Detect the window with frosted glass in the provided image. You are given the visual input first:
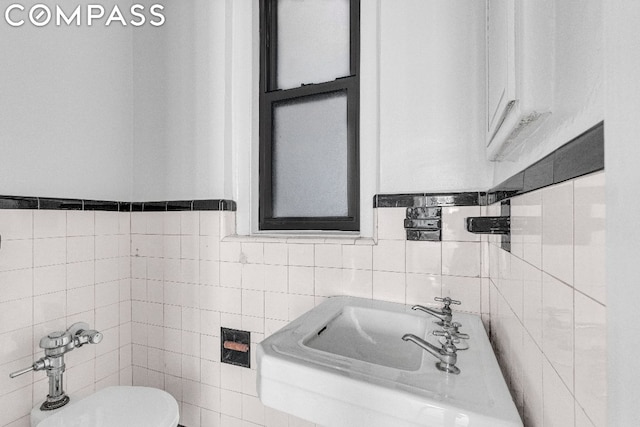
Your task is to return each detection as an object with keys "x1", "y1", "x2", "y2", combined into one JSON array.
[
  {"x1": 277, "y1": 0, "x2": 351, "y2": 90},
  {"x1": 259, "y1": 0, "x2": 360, "y2": 231}
]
